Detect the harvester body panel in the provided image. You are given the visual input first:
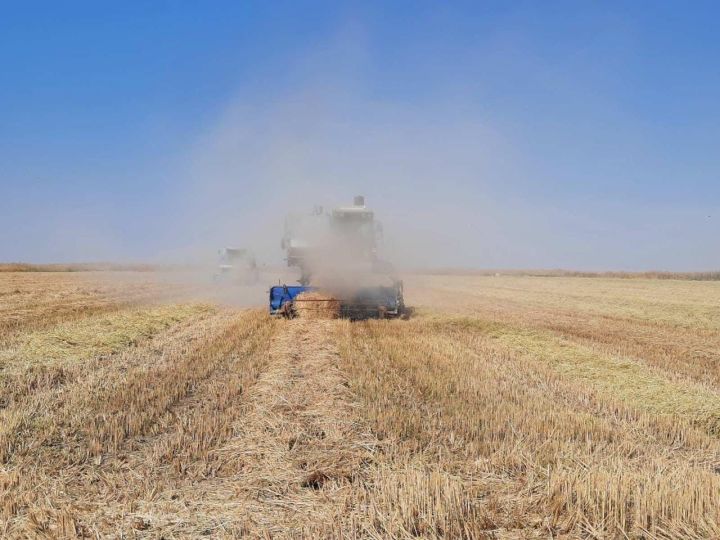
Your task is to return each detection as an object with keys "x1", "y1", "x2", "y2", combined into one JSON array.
[
  {"x1": 269, "y1": 282, "x2": 404, "y2": 319},
  {"x1": 269, "y1": 285, "x2": 315, "y2": 315}
]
